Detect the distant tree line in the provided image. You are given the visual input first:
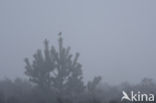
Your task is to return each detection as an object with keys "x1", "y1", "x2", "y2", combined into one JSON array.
[{"x1": 0, "y1": 77, "x2": 156, "y2": 103}]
